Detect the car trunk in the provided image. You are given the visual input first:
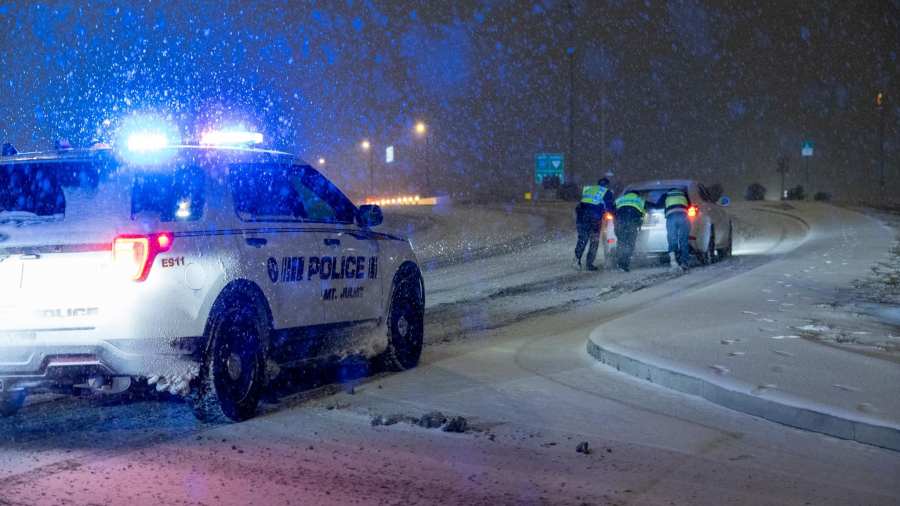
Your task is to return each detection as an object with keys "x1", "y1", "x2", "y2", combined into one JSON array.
[{"x1": 0, "y1": 163, "x2": 129, "y2": 332}]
